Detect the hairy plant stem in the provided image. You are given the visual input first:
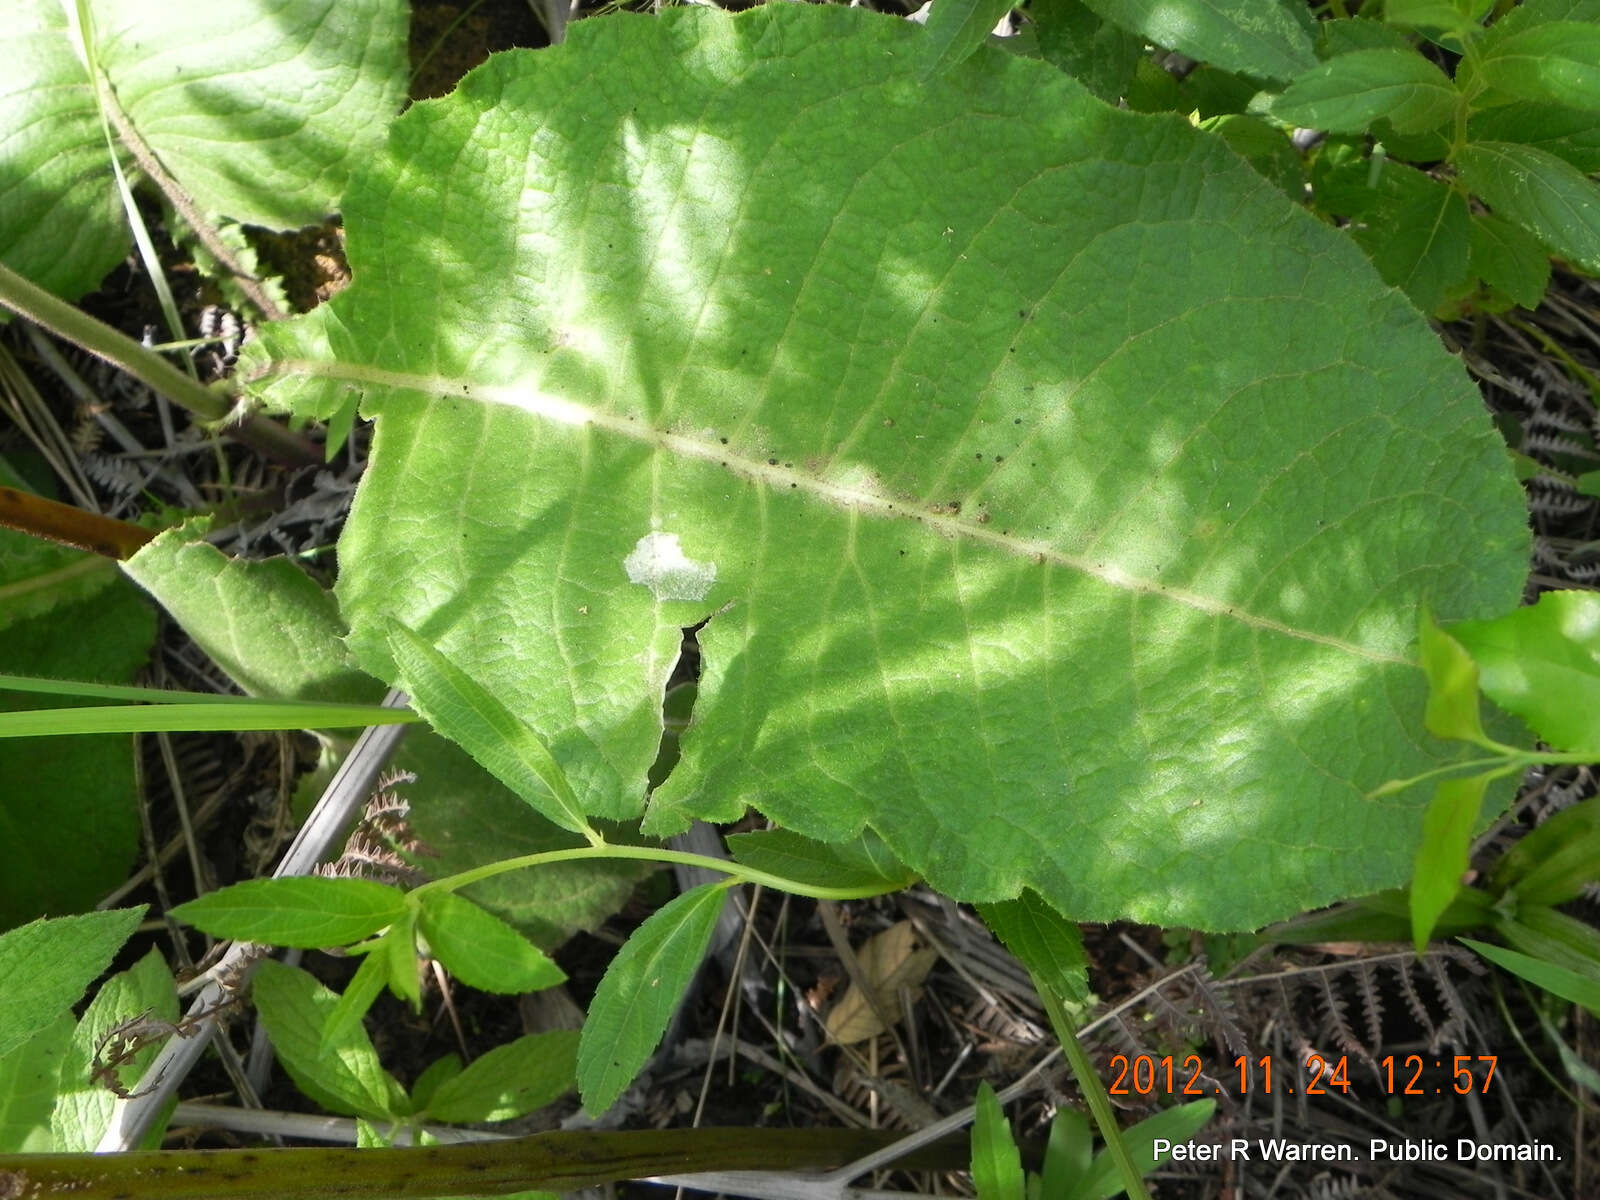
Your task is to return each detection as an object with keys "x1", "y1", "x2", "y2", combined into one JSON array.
[
  {"x1": 1036, "y1": 984, "x2": 1155, "y2": 1200},
  {"x1": 0, "y1": 261, "x2": 318, "y2": 467},
  {"x1": 415, "y1": 841, "x2": 898, "y2": 902},
  {"x1": 0, "y1": 1126, "x2": 969, "y2": 1200}
]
